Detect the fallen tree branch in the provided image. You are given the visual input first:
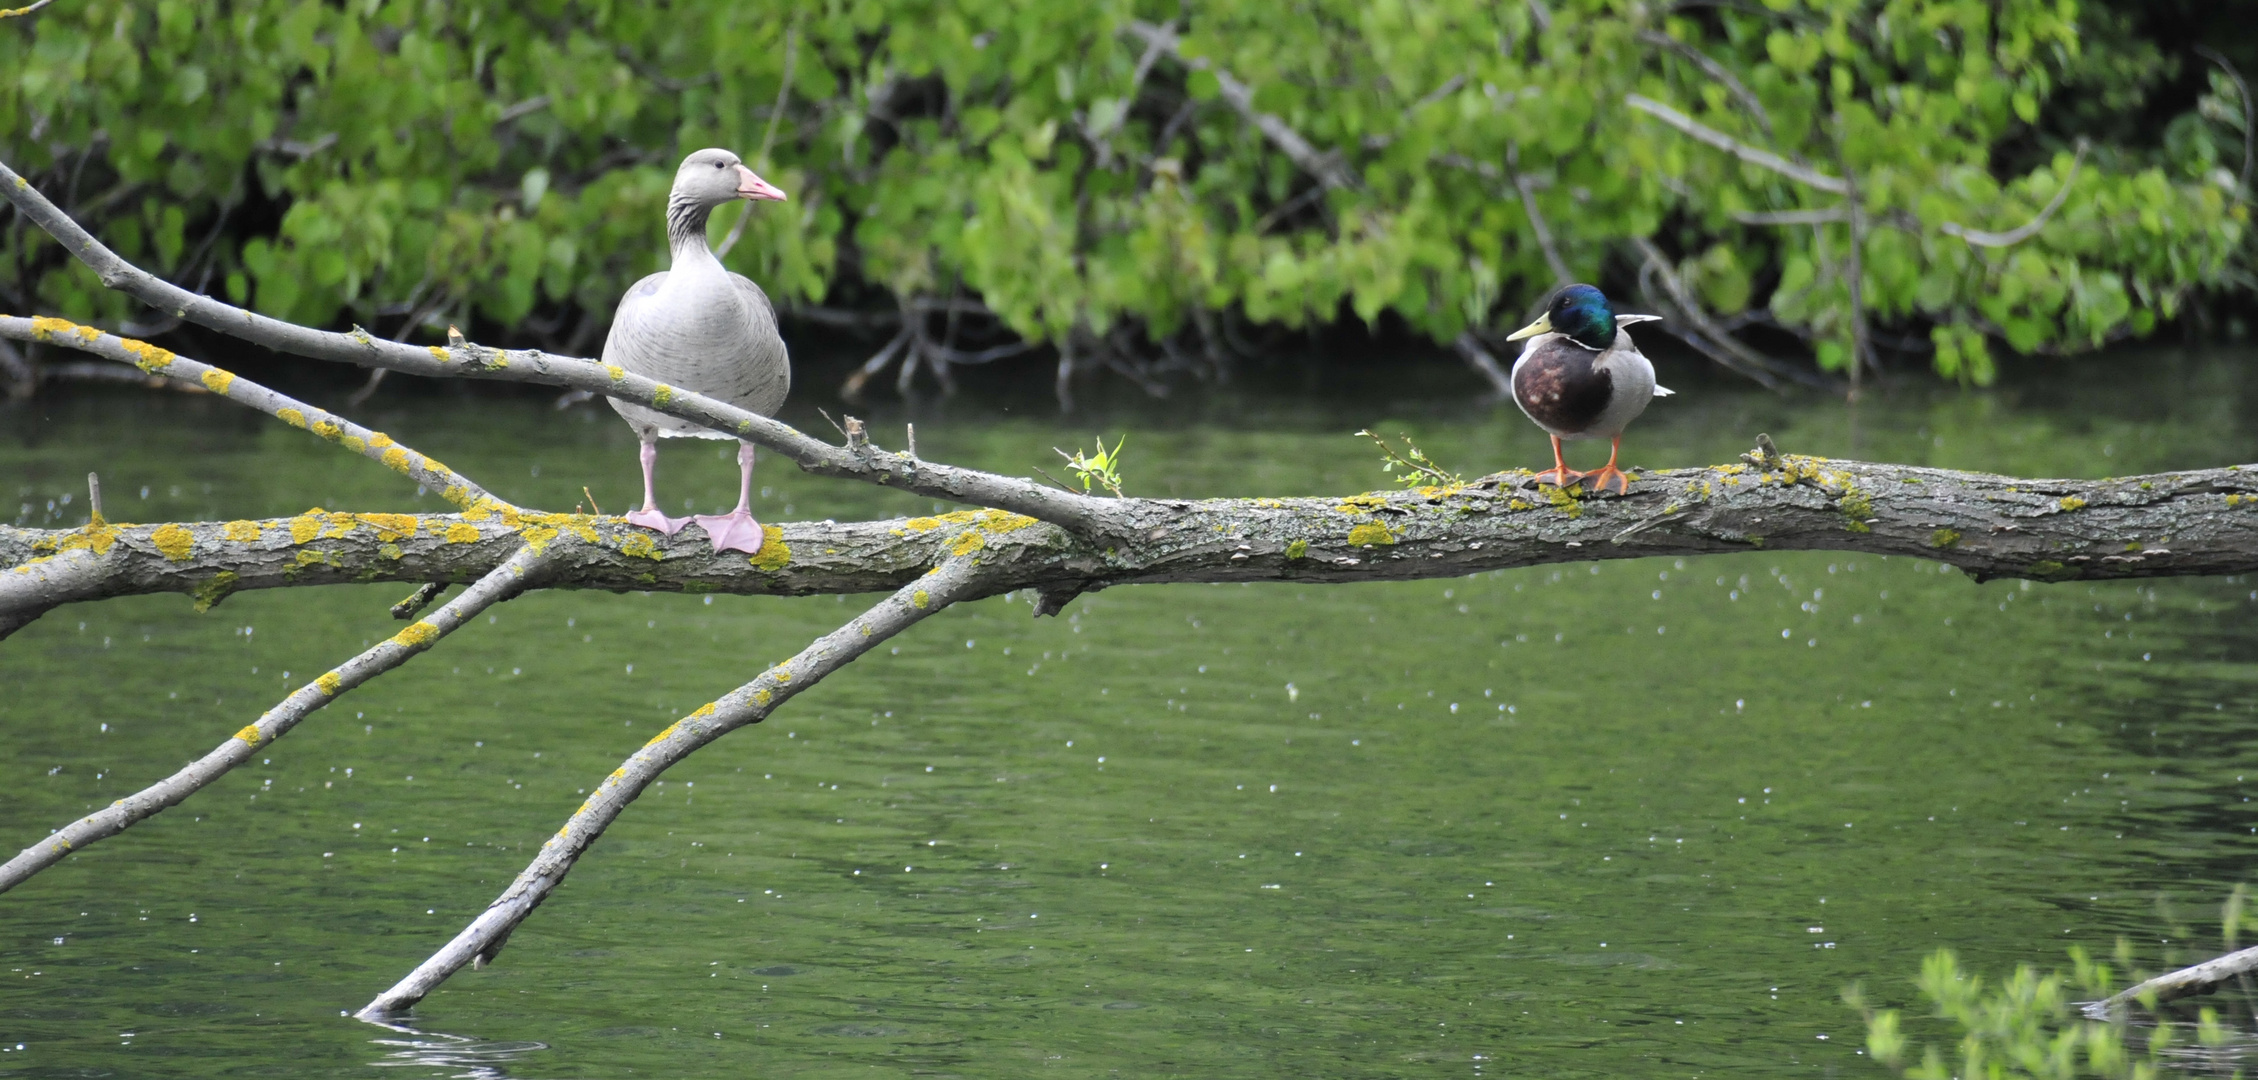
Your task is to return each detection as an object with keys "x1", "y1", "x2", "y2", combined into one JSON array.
[
  {"x1": 2081, "y1": 944, "x2": 2258, "y2": 1020},
  {"x1": 356, "y1": 553, "x2": 992, "y2": 1017},
  {"x1": 13, "y1": 454, "x2": 2258, "y2": 626},
  {"x1": 0, "y1": 545, "x2": 547, "y2": 893}
]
